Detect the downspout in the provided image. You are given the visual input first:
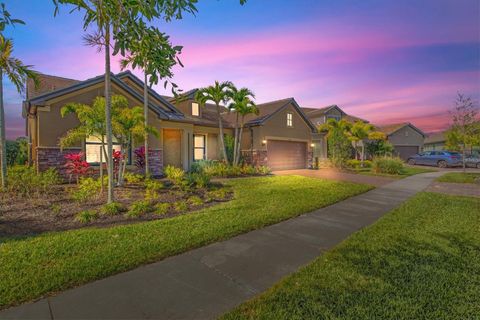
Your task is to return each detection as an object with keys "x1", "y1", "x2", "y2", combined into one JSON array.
[{"x1": 250, "y1": 127, "x2": 254, "y2": 165}]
